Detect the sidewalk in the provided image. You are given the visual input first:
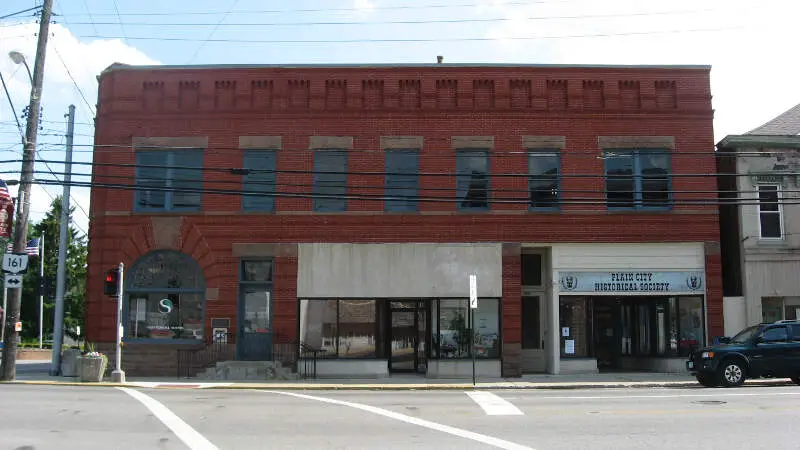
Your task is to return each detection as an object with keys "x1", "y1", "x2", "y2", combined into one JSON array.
[{"x1": 2, "y1": 360, "x2": 795, "y2": 390}]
